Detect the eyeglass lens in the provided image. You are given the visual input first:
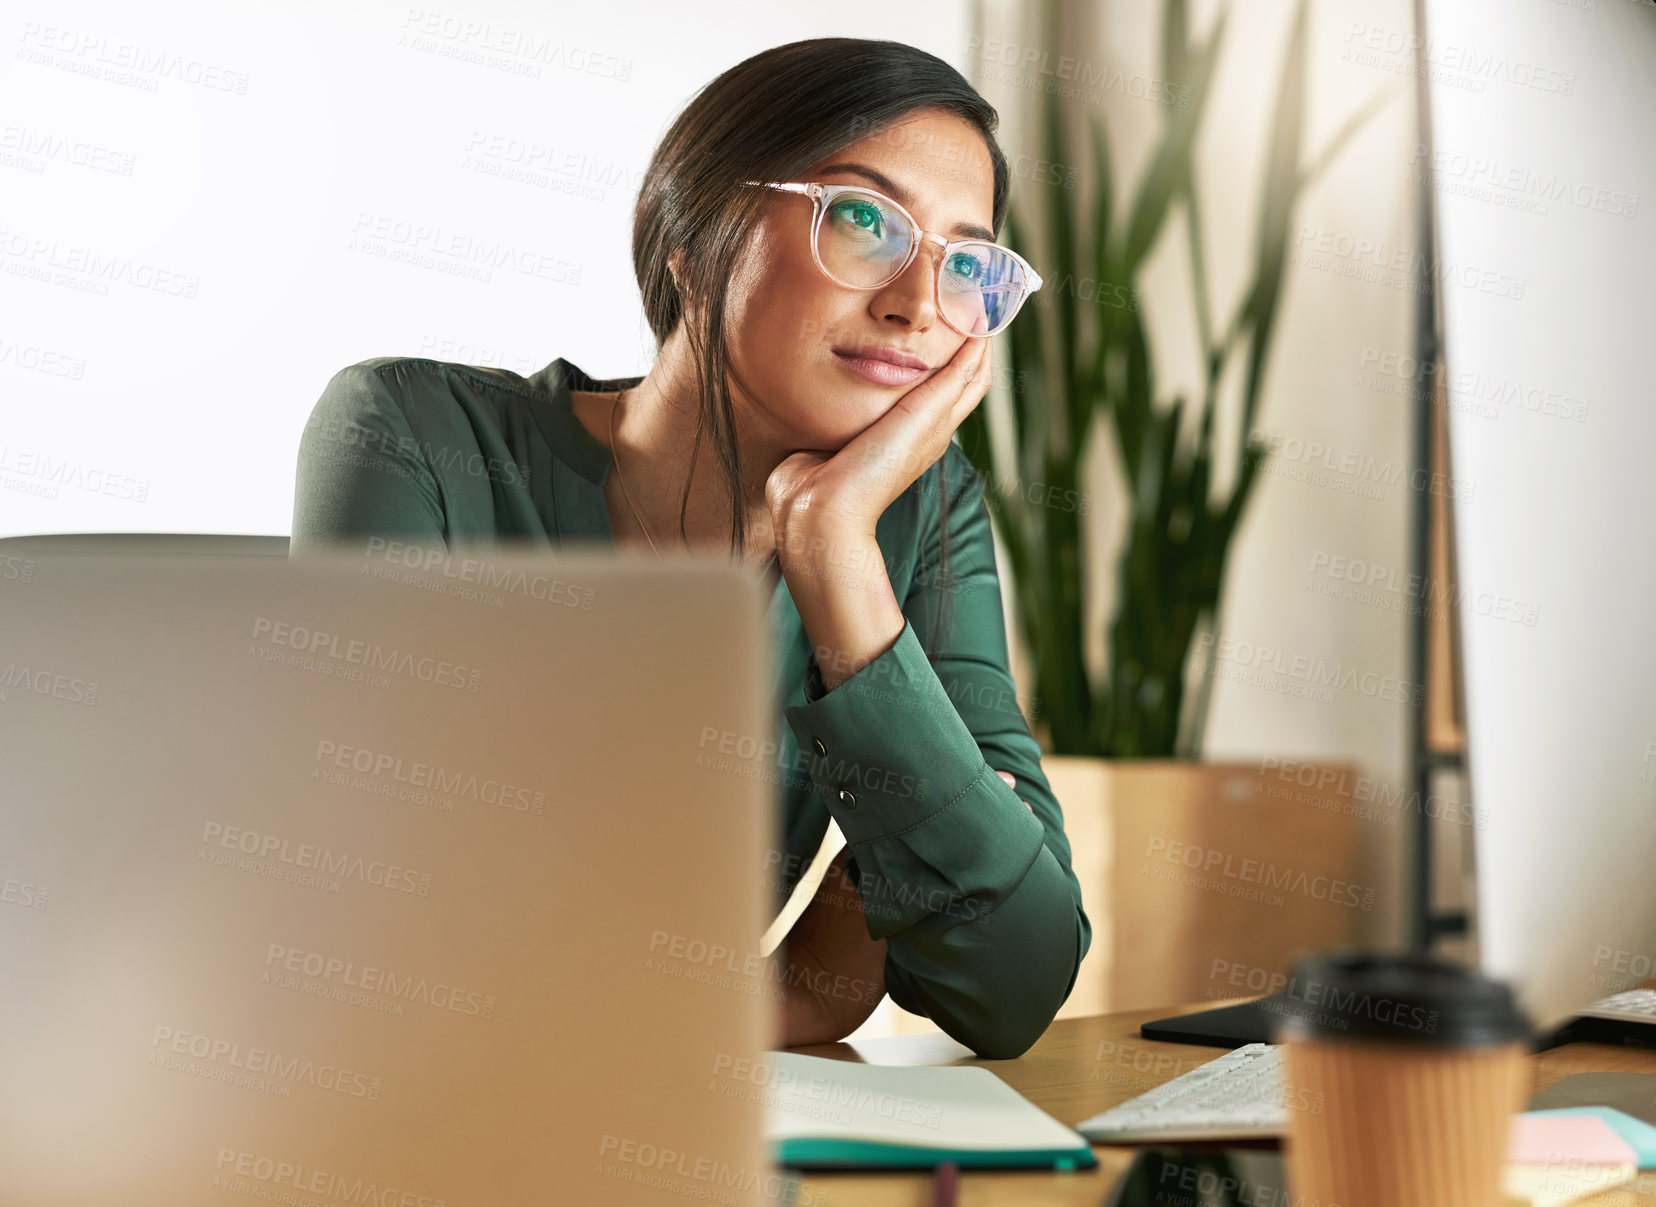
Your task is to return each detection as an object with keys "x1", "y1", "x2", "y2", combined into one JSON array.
[{"x1": 817, "y1": 188, "x2": 1027, "y2": 335}]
